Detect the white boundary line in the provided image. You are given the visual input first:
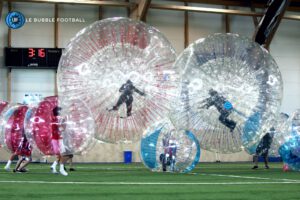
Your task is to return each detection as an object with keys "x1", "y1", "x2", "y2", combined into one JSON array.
[
  {"x1": 0, "y1": 180, "x2": 300, "y2": 185},
  {"x1": 200, "y1": 173, "x2": 300, "y2": 182}
]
